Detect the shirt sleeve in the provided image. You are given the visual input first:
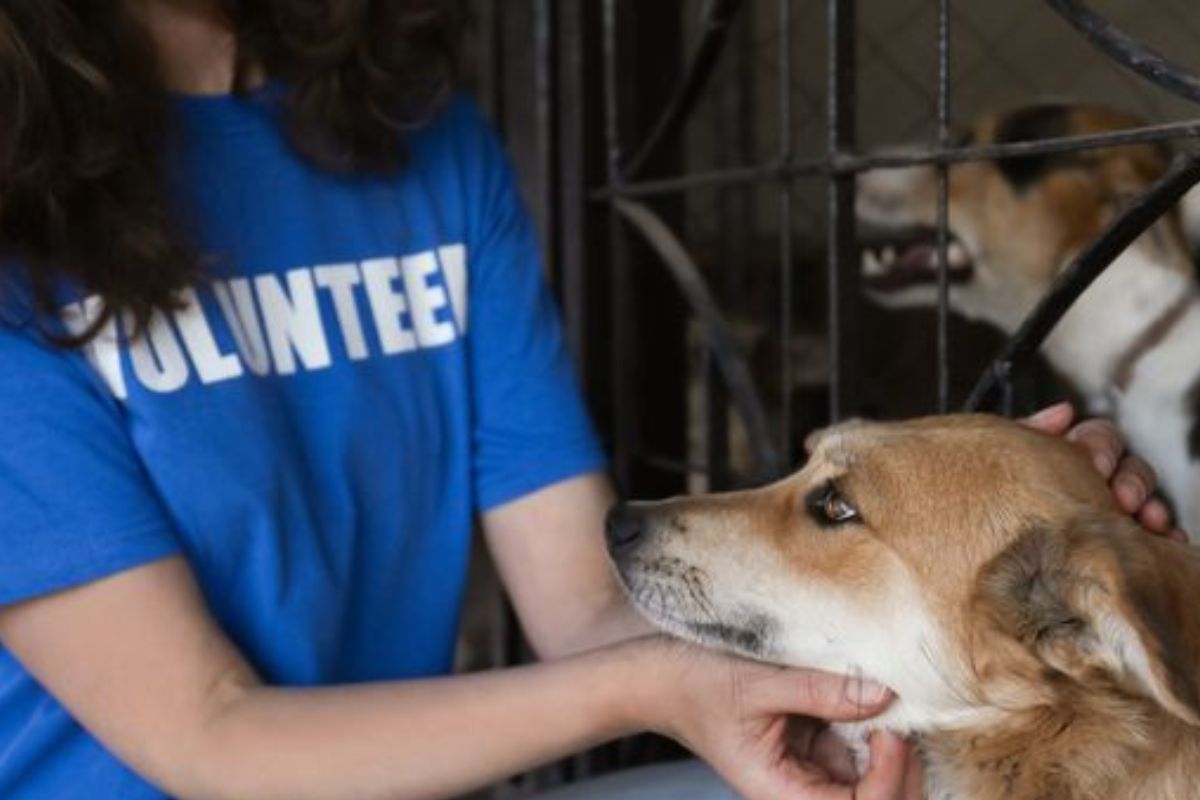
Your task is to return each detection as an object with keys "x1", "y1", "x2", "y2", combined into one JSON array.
[
  {"x1": 0, "y1": 324, "x2": 180, "y2": 606},
  {"x1": 453, "y1": 101, "x2": 608, "y2": 511}
]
